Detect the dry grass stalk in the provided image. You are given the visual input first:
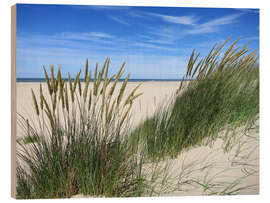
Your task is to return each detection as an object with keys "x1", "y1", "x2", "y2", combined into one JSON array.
[
  {"x1": 83, "y1": 75, "x2": 90, "y2": 103},
  {"x1": 43, "y1": 66, "x2": 52, "y2": 95},
  {"x1": 84, "y1": 58, "x2": 88, "y2": 82},
  {"x1": 124, "y1": 84, "x2": 141, "y2": 106},
  {"x1": 119, "y1": 104, "x2": 132, "y2": 128},
  {"x1": 65, "y1": 83, "x2": 69, "y2": 113},
  {"x1": 68, "y1": 73, "x2": 74, "y2": 103},
  {"x1": 117, "y1": 73, "x2": 130, "y2": 106},
  {"x1": 40, "y1": 83, "x2": 44, "y2": 110},
  {"x1": 93, "y1": 63, "x2": 98, "y2": 96},
  {"x1": 88, "y1": 90, "x2": 92, "y2": 111},
  {"x1": 55, "y1": 67, "x2": 61, "y2": 93},
  {"x1": 73, "y1": 74, "x2": 78, "y2": 92},
  {"x1": 50, "y1": 65, "x2": 56, "y2": 93},
  {"x1": 78, "y1": 77, "x2": 82, "y2": 96},
  {"x1": 59, "y1": 79, "x2": 65, "y2": 109},
  {"x1": 31, "y1": 89, "x2": 39, "y2": 116},
  {"x1": 42, "y1": 95, "x2": 54, "y2": 130},
  {"x1": 109, "y1": 62, "x2": 125, "y2": 98},
  {"x1": 53, "y1": 93, "x2": 57, "y2": 112}
]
